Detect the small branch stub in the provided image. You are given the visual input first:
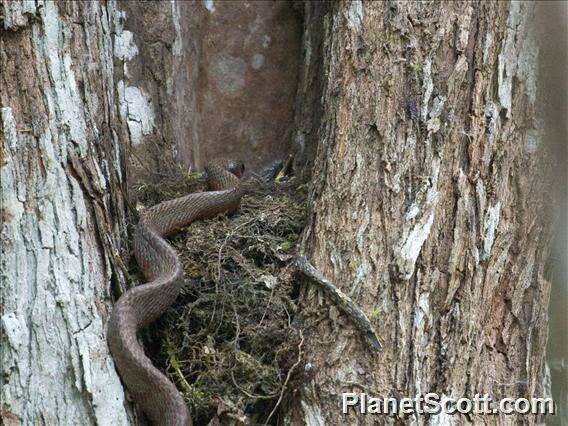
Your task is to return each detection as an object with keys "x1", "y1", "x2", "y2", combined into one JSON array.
[{"x1": 295, "y1": 255, "x2": 382, "y2": 352}]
